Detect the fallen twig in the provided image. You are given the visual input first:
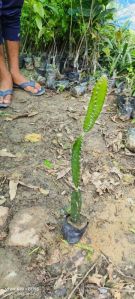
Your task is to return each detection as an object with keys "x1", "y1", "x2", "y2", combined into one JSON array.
[
  {"x1": 101, "y1": 252, "x2": 135, "y2": 281},
  {"x1": 67, "y1": 259, "x2": 99, "y2": 299}
]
